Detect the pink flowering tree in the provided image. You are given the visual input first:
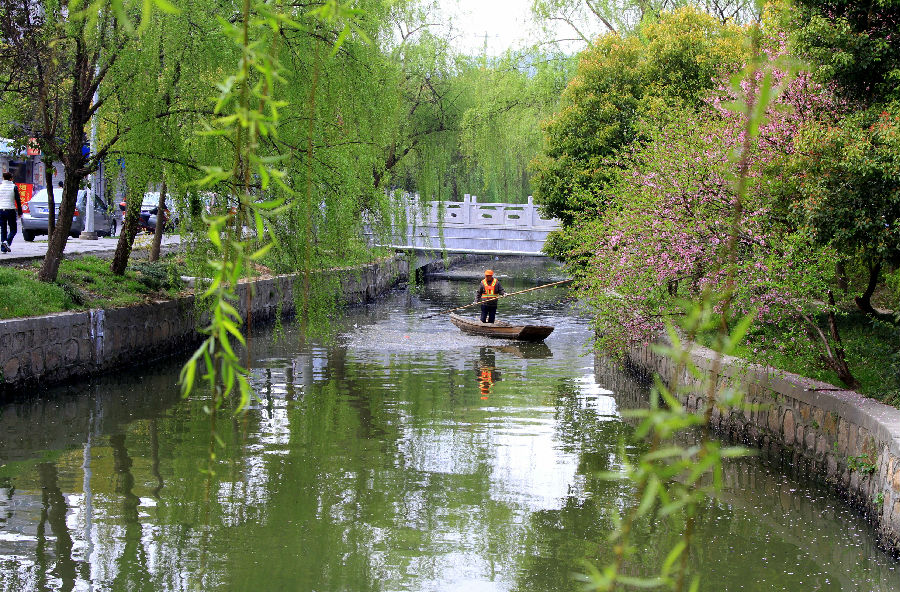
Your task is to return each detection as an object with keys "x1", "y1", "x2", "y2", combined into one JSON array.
[{"x1": 569, "y1": 62, "x2": 863, "y2": 387}]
